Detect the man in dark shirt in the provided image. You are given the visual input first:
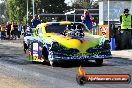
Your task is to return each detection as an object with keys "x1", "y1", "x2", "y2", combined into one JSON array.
[
  {"x1": 13, "y1": 22, "x2": 18, "y2": 40},
  {"x1": 6, "y1": 22, "x2": 11, "y2": 39},
  {"x1": 31, "y1": 15, "x2": 41, "y2": 28}
]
